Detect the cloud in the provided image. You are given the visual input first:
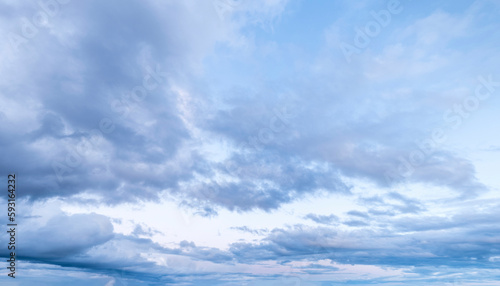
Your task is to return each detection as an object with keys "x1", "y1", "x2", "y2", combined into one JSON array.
[
  {"x1": 347, "y1": 210, "x2": 369, "y2": 218},
  {"x1": 231, "y1": 226, "x2": 269, "y2": 235},
  {"x1": 0, "y1": 0, "x2": 245, "y2": 206},
  {"x1": 304, "y1": 213, "x2": 339, "y2": 225},
  {"x1": 175, "y1": 154, "x2": 351, "y2": 213},
  {"x1": 0, "y1": 0, "x2": 492, "y2": 215},
  {"x1": 131, "y1": 224, "x2": 162, "y2": 238},
  {"x1": 1, "y1": 213, "x2": 114, "y2": 260},
  {"x1": 359, "y1": 192, "x2": 425, "y2": 216},
  {"x1": 229, "y1": 218, "x2": 500, "y2": 269}
]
